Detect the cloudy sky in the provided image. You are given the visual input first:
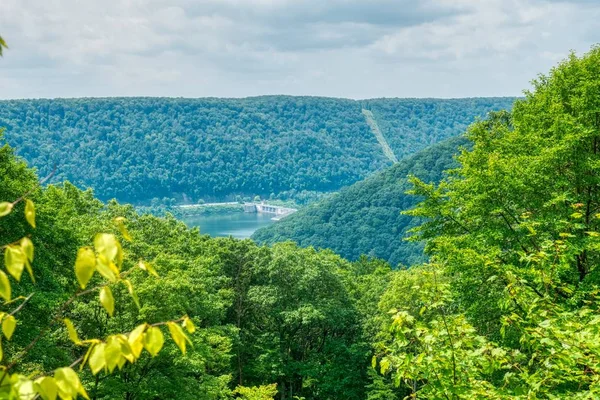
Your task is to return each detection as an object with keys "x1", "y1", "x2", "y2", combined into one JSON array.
[{"x1": 0, "y1": 0, "x2": 598, "y2": 99}]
